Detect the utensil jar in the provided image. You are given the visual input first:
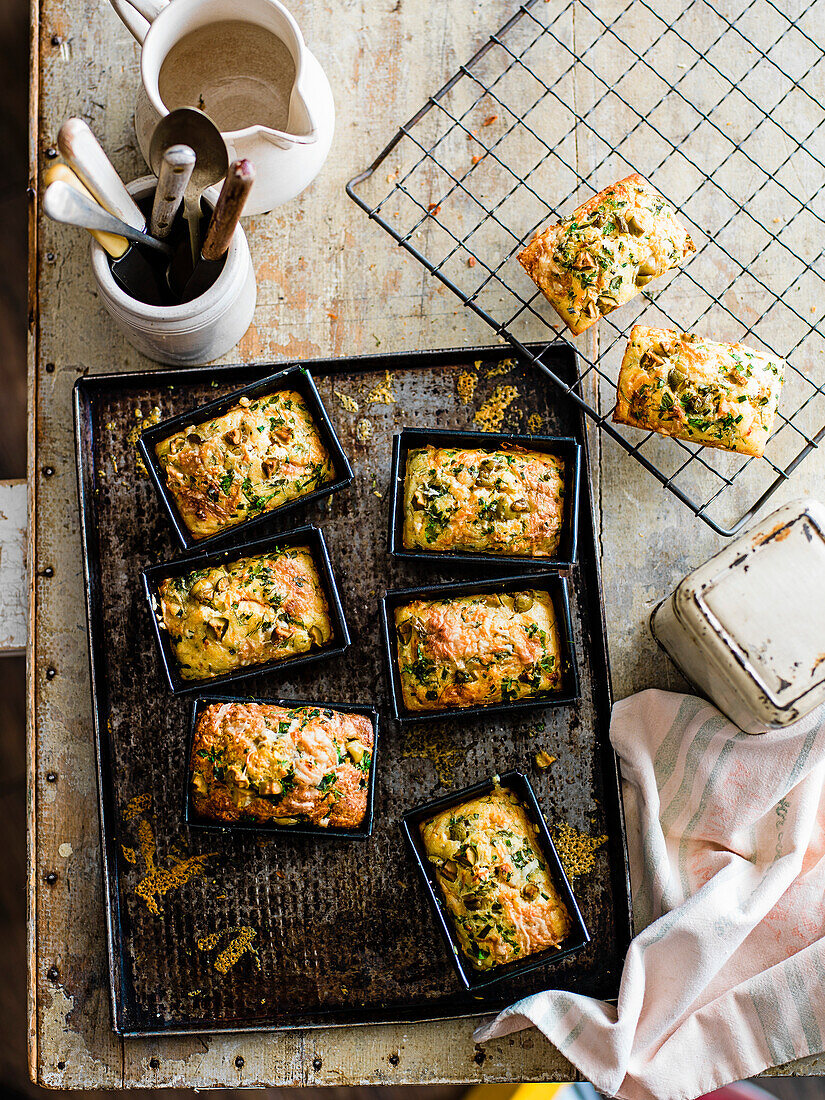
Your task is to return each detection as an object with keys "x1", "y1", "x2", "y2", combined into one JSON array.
[{"x1": 90, "y1": 176, "x2": 256, "y2": 365}]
